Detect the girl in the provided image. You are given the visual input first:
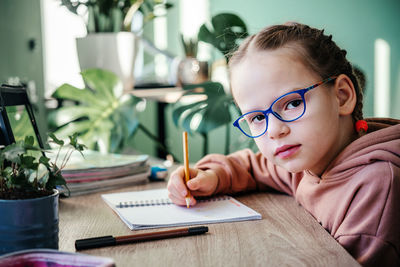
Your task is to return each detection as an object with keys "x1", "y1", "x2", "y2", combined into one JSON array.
[{"x1": 167, "y1": 22, "x2": 400, "y2": 266}]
